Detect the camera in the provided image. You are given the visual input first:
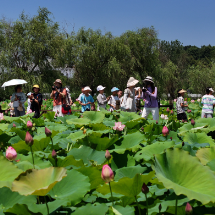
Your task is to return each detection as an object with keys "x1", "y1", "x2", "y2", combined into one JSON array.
[
  {"x1": 52, "y1": 86, "x2": 57, "y2": 90},
  {"x1": 142, "y1": 87, "x2": 147, "y2": 92}
]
